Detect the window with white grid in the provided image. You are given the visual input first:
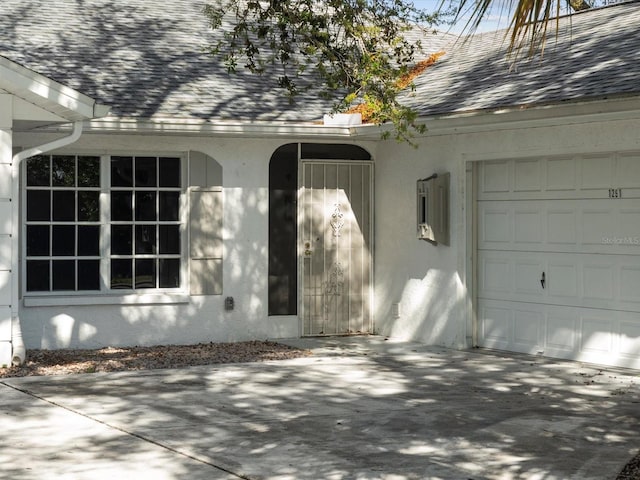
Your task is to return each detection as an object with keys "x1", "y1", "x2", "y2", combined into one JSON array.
[{"x1": 24, "y1": 154, "x2": 183, "y2": 293}]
